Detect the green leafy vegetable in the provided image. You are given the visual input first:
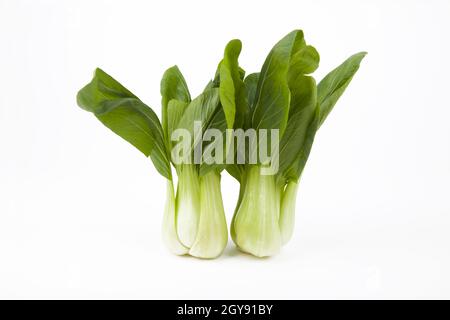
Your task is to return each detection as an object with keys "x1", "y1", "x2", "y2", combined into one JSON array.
[
  {"x1": 231, "y1": 31, "x2": 366, "y2": 257},
  {"x1": 77, "y1": 68, "x2": 172, "y2": 180},
  {"x1": 219, "y1": 39, "x2": 246, "y2": 129},
  {"x1": 317, "y1": 52, "x2": 367, "y2": 127},
  {"x1": 160, "y1": 66, "x2": 191, "y2": 140},
  {"x1": 251, "y1": 30, "x2": 304, "y2": 136},
  {"x1": 77, "y1": 30, "x2": 366, "y2": 259}
]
